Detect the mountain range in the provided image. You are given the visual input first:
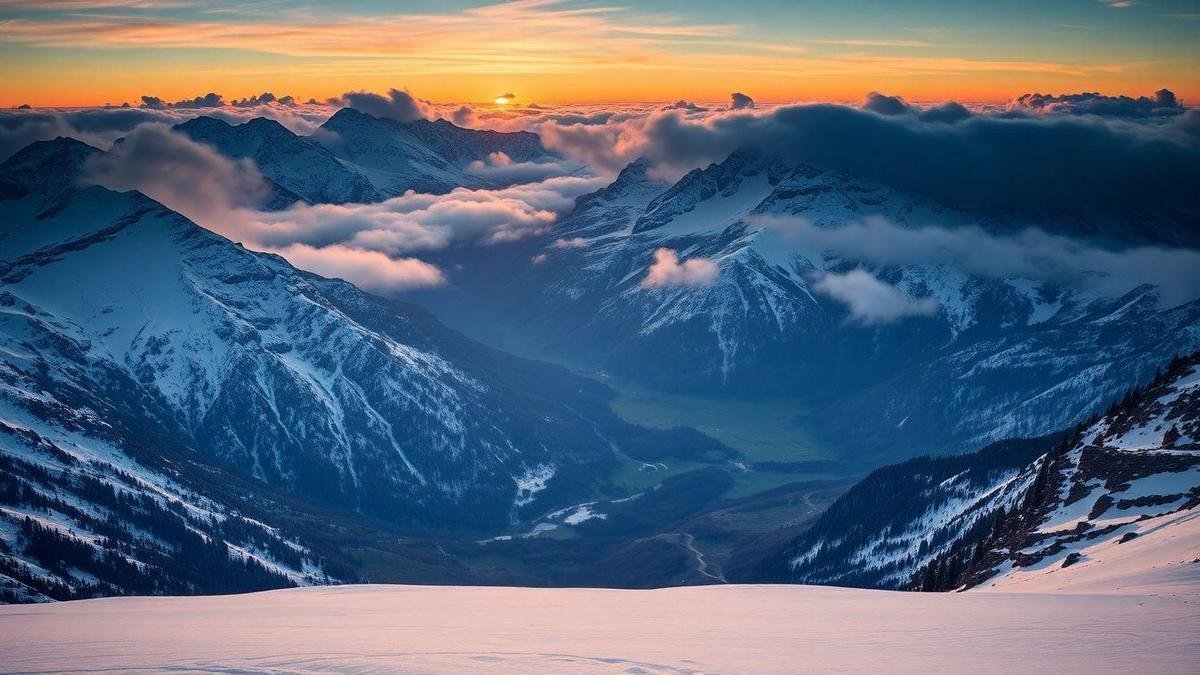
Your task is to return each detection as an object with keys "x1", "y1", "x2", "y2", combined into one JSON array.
[
  {"x1": 175, "y1": 108, "x2": 553, "y2": 205},
  {"x1": 1, "y1": 108, "x2": 1196, "y2": 603},
  {"x1": 424, "y1": 146, "x2": 1200, "y2": 461},
  {"x1": 0, "y1": 136, "x2": 676, "y2": 601}
]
